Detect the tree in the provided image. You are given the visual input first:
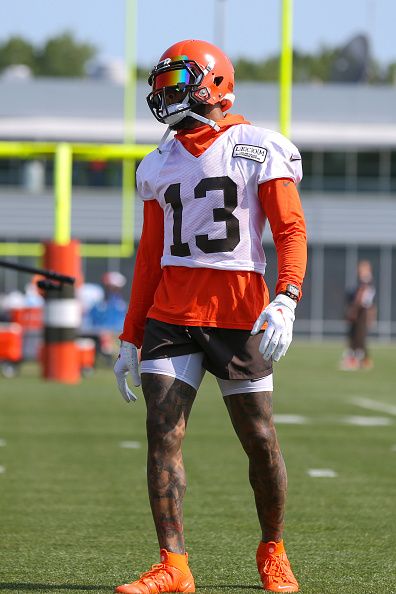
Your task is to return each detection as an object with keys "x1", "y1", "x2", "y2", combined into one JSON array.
[
  {"x1": 235, "y1": 47, "x2": 340, "y2": 83},
  {"x1": 294, "y1": 47, "x2": 337, "y2": 82},
  {"x1": 35, "y1": 31, "x2": 97, "y2": 77},
  {"x1": 137, "y1": 65, "x2": 151, "y2": 81},
  {"x1": 385, "y1": 62, "x2": 396, "y2": 84},
  {"x1": 0, "y1": 32, "x2": 394, "y2": 84},
  {"x1": 0, "y1": 36, "x2": 35, "y2": 72},
  {"x1": 233, "y1": 43, "x2": 391, "y2": 84}
]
